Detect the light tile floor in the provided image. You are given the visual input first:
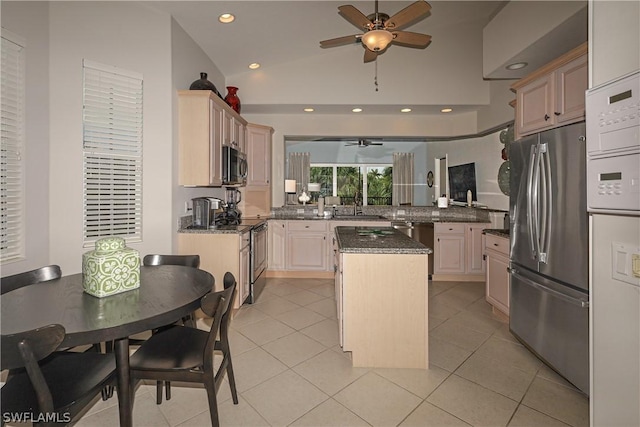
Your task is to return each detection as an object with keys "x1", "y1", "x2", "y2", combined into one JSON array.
[{"x1": 73, "y1": 278, "x2": 589, "y2": 426}]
